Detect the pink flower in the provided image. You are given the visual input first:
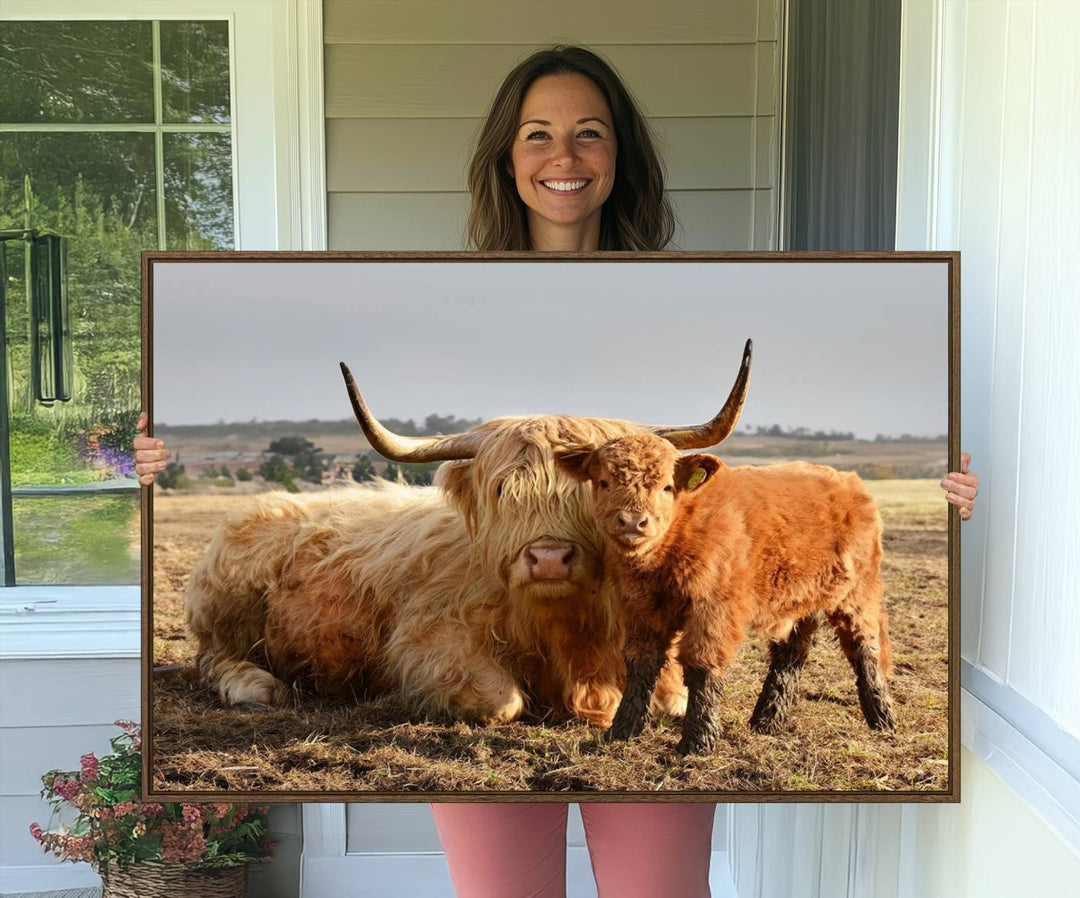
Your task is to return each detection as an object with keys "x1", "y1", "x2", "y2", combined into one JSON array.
[
  {"x1": 80, "y1": 753, "x2": 99, "y2": 782},
  {"x1": 160, "y1": 821, "x2": 206, "y2": 863},
  {"x1": 52, "y1": 777, "x2": 80, "y2": 801},
  {"x1": 181, "y1": 805, "x2": 202, "y2": 824},
  {"x1": 142, "y1": 803, "x2": 166, "y2": 817},
  {"x1": 29, "y1": 822, "x2": 43, "y2": 842}
]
